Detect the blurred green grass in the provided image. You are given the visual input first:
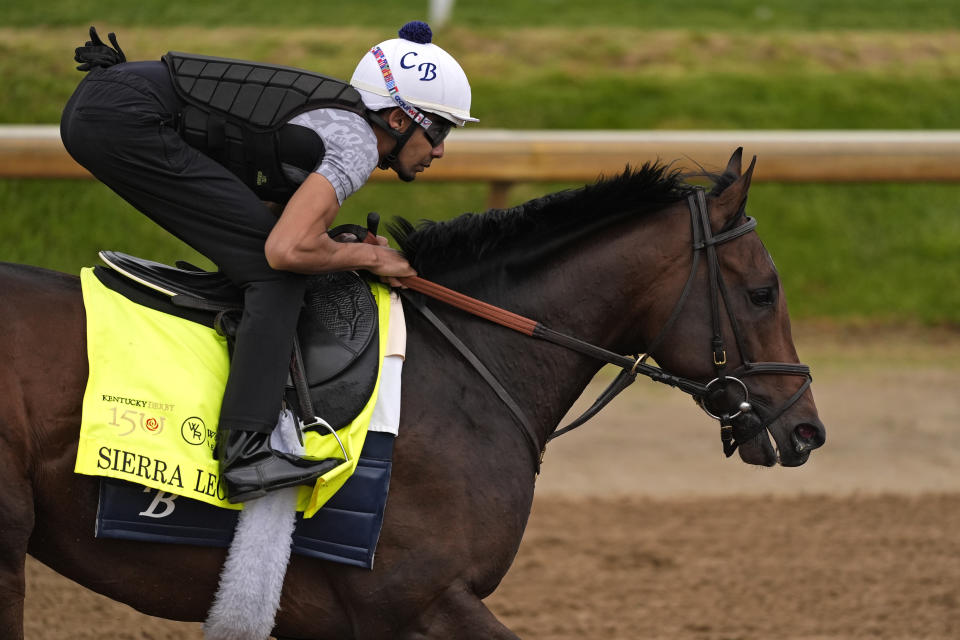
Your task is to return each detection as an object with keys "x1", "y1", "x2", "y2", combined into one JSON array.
[
  {"x1": 4, "y1": 27, "x2": 959, "y2": 127},
  {"x1": 4, "y1": 179, "x2": 957, "y2": 325},
  {"x1": 2, "y1": 1, "x2": 959, "y2": 326},
  {"x1": 5, "y1": 0, "x2": 959, "y2": 29}
]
